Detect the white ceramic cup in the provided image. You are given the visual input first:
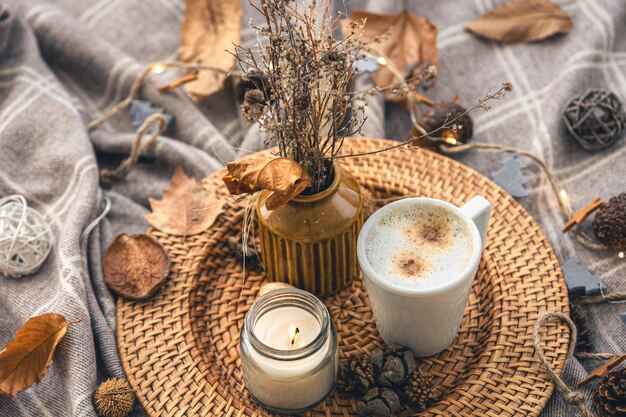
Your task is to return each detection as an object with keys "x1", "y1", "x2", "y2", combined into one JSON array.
[{"x1": 357, "y1": 196, "x2": 491, "y2": 357}]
